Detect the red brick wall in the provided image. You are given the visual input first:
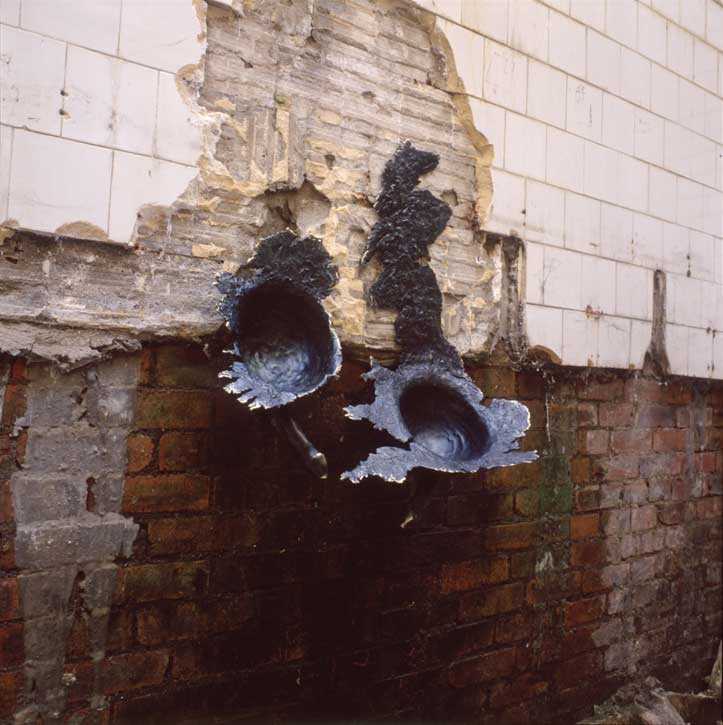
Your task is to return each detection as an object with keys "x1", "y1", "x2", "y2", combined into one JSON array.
[
  {"x1": 0, "y1": 360, "x2": 26, "y2": 720},
  {"x1": 2, "y1": 345, "x2": 722, "y2": 723}
]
